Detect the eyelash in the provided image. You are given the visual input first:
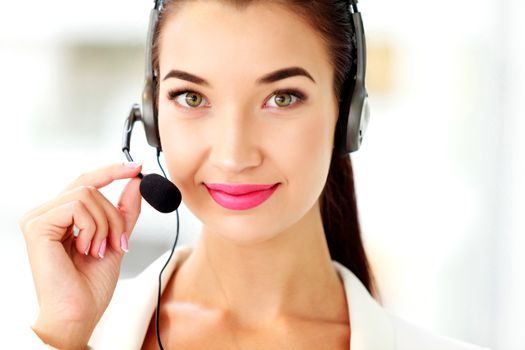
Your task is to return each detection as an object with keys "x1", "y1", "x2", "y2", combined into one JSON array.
[{"x1": 166, "y1": 88, "x2": 307, "y2": 110}]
